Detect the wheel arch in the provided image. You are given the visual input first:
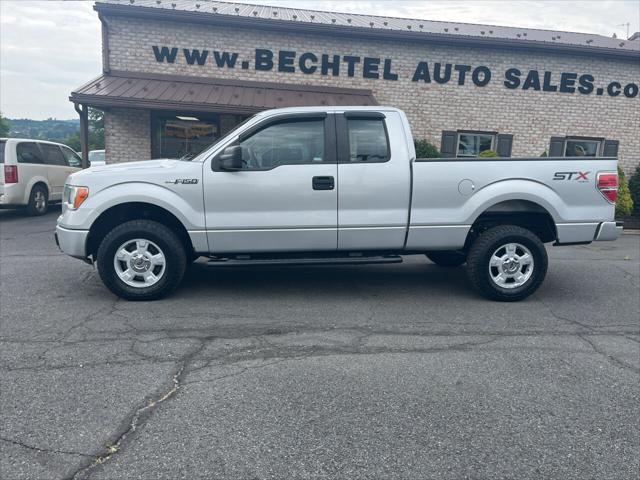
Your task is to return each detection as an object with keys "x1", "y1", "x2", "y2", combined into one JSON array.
[
  {"x1": 86, "y1": 202, "x2": 195, "y2": 259},
  {"x1": 466, "y1": 199, "x2": 558, "y2": 246},
  {"x1": 24, "y1": 177, "x2": 50, "y2": 204}
]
